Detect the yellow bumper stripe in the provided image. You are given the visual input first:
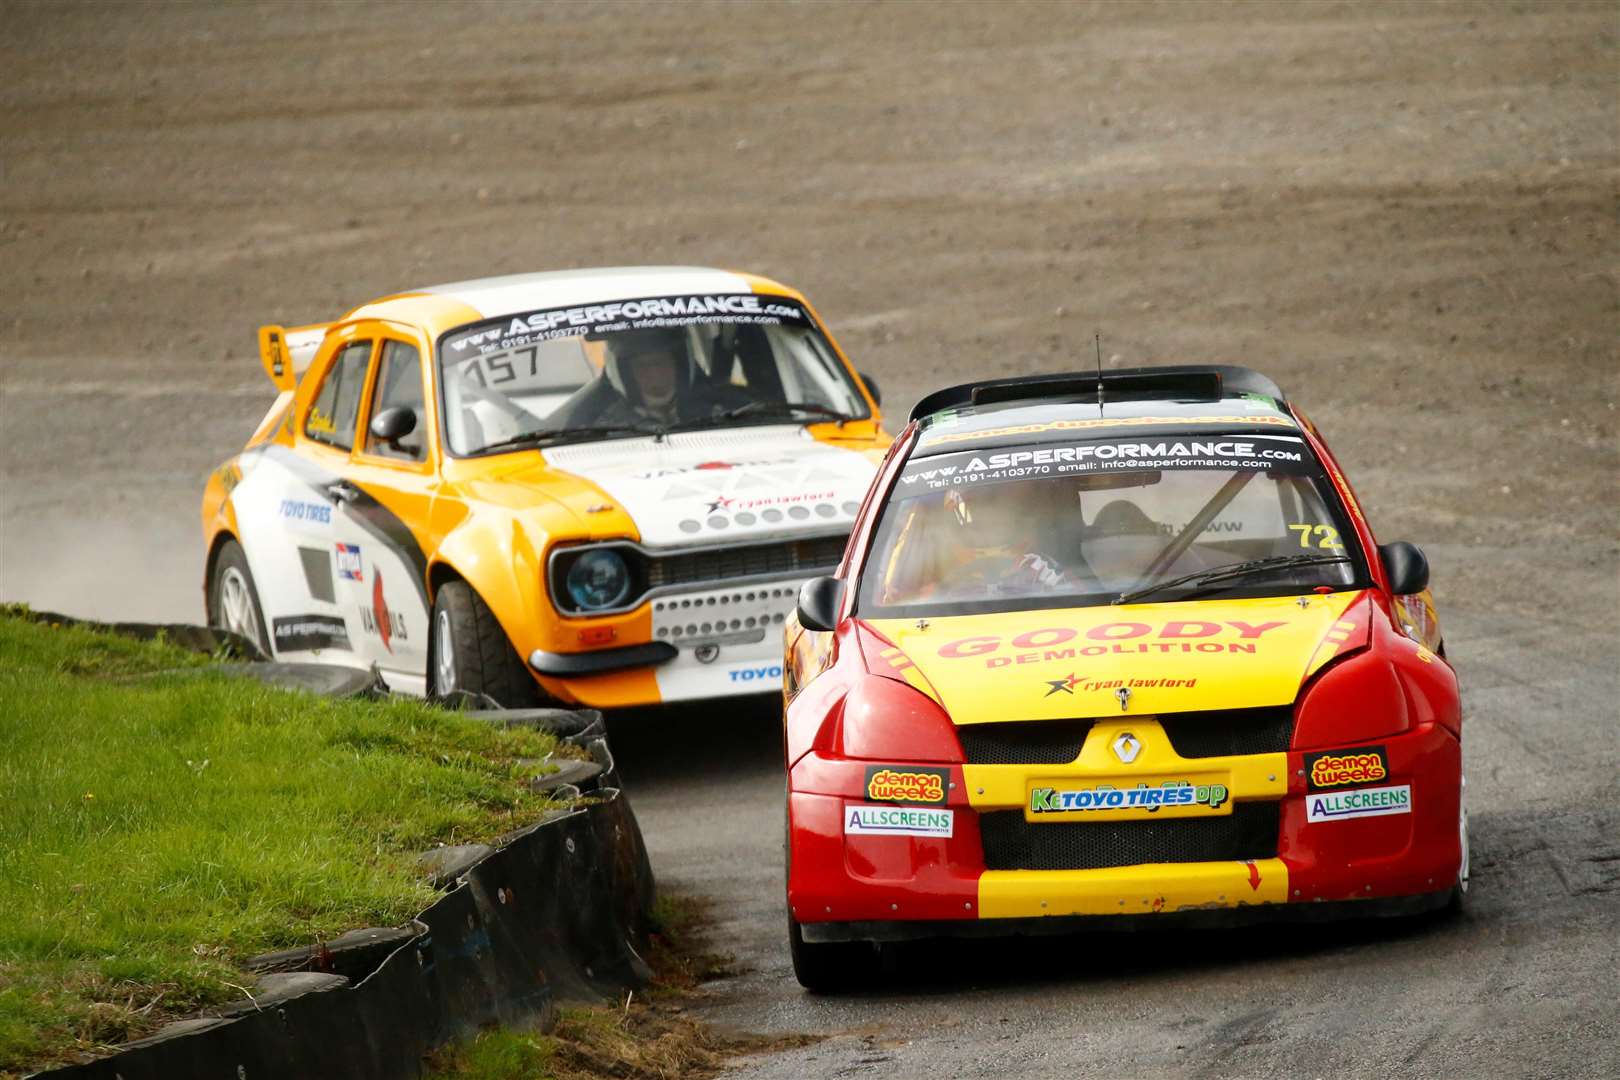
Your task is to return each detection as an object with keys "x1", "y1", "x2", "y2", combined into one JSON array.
[{"x1": 978, "y1": 859, "x2": 1289, "y2": 918}]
